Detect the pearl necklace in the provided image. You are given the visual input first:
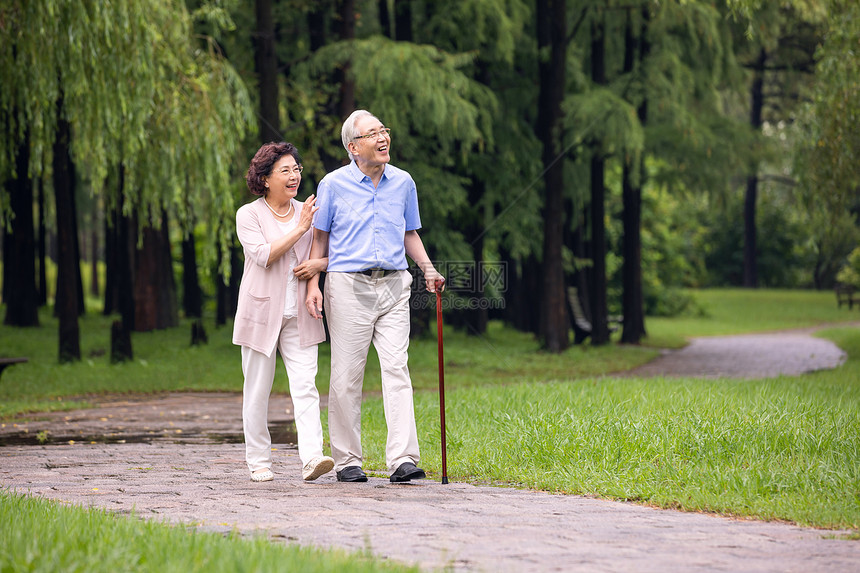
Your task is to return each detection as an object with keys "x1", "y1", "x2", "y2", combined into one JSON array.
[{"x1": 263, "y1": 197, "x2": 293, "y2": 218}]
